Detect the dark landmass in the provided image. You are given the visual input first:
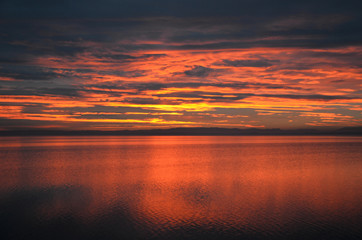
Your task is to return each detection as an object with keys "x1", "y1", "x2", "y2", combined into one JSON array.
[{"x1": 1, "y1": 127, "x2": 362, "y2": 136}]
